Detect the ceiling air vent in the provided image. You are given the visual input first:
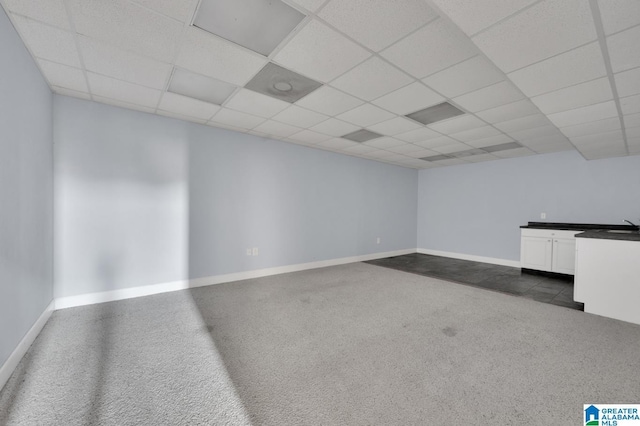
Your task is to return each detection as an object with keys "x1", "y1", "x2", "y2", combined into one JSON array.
[
  {"x1": 193, "y1": 0, "x2": 305, "y2": 56},
  {"x1": 420, "y1": 142, "x2": 523, "y2": 162},
  {"x1": 342, "y1": 129, "x2": 383, "y2": 143},
  {"x1": 406, "y1": 102, "x2": 465, "y2": 125},
  {"x1": 245, "y1": 63, "x2": 322, "y2": 103},
  {"x1": 482, "y1": 141, "x2": 522, "y2": 152}
]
